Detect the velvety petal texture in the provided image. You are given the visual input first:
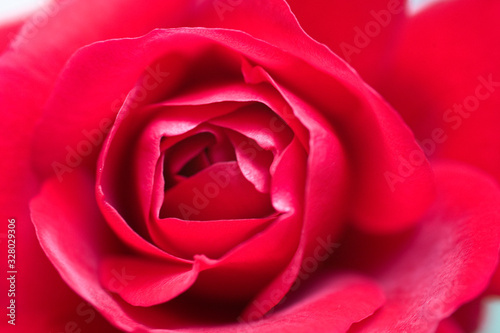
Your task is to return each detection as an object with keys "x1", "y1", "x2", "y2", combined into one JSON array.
[
  {"x1": 373, "y1": 0, "x2": 500, "y2": 184},
  {"x1": 347, "y1": 163, "x2": 500, "y2": 332},
  {"x1": 286, "y1": 0, "x2": 408, "y2": 82},
  {"x1": 364, "y1": 0, "x2": 500, "y2": 313}
]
